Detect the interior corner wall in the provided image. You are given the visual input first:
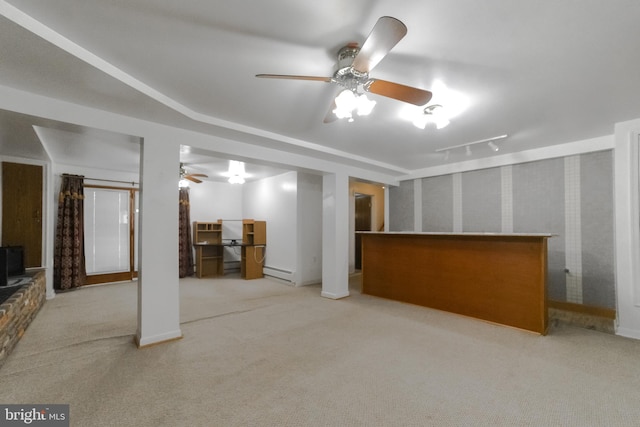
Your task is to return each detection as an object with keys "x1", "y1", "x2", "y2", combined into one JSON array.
[
  {"x1": 243, "y1": 171, "x2": 298, "y2": 283},
  {"x1": 296, "y1": 172, "x2": 323, "y2": 286},
  {"x1": 389, "y1": 150, "x2": 616, "y2": 310}
]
